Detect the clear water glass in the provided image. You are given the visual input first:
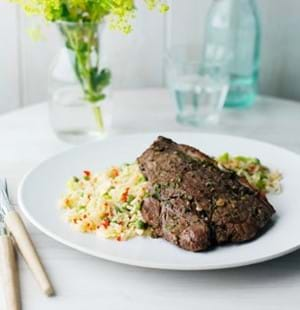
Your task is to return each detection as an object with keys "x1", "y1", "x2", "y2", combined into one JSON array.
[{"x1": 166, "y1": 45, "x2": 229, "y2": 126}]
